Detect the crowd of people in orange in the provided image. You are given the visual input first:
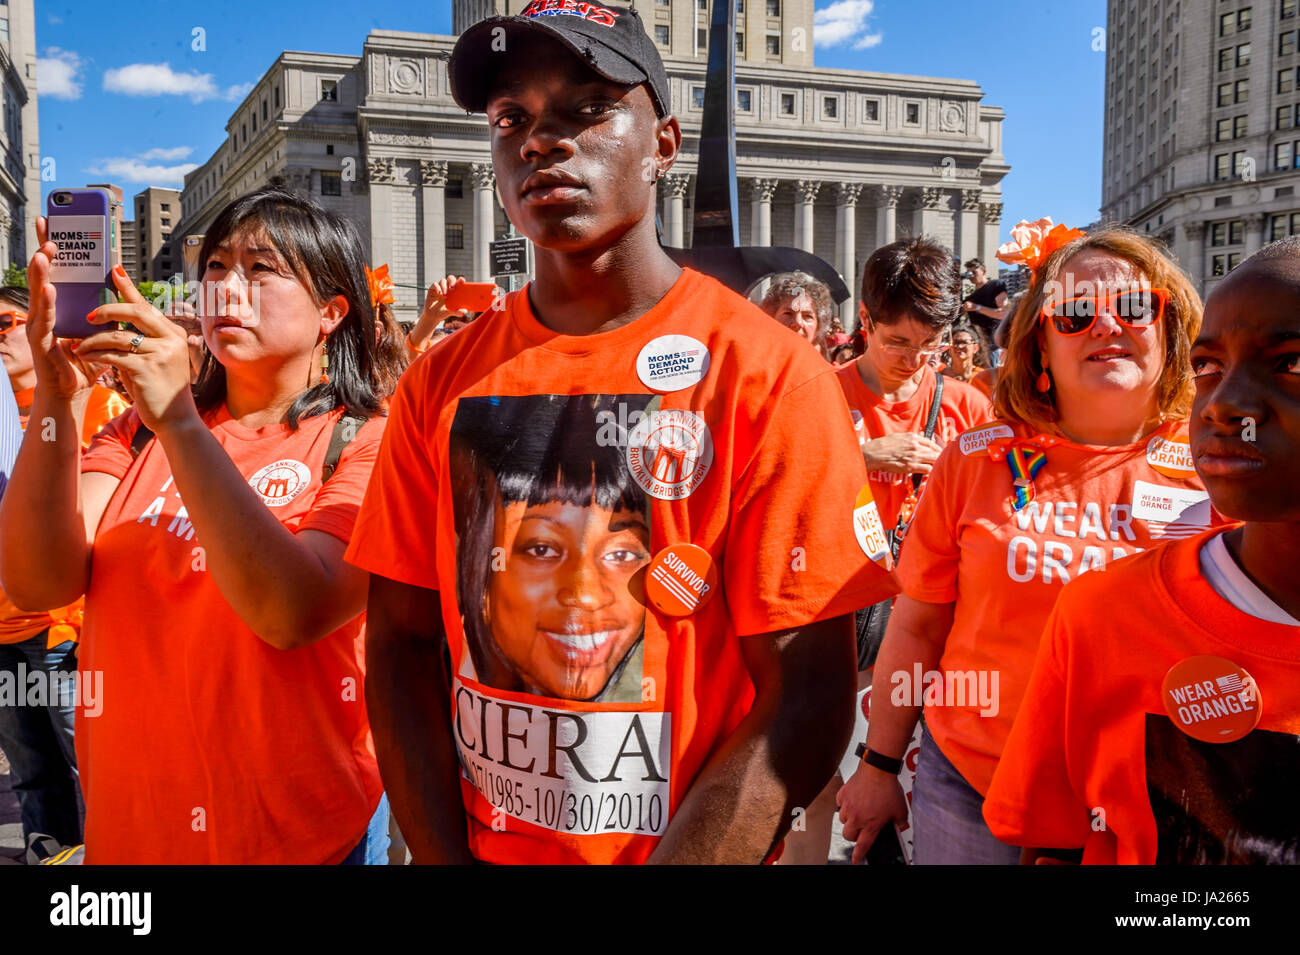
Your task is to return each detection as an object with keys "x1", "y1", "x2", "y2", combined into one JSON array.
[{"x1": 0, "y1": 1, "x2": 1295, "y2": 867}]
